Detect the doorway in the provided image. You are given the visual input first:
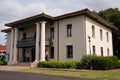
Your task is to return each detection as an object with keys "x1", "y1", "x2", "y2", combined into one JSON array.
[{"x1": 31, "y1": 48, "x2": 35, "y2": 62}]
